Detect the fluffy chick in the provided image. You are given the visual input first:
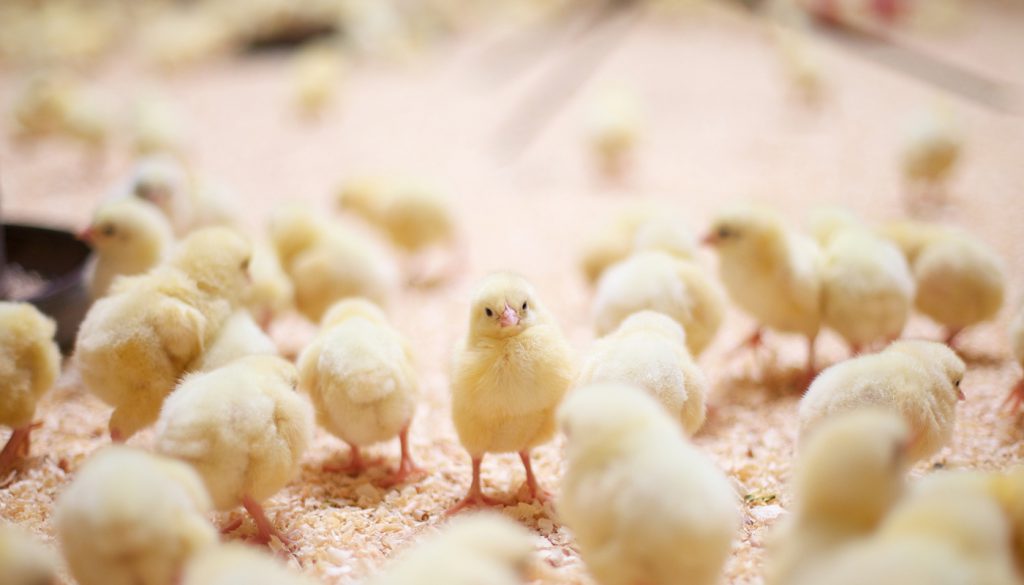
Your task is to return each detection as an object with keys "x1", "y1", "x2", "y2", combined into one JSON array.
[
  {"x1": 81, "y1": 197, "x2": 174, "y2": 300},
  {"x1": 269, "y1": 203, "x2": 397, "y2": 322},
  {"x1": 181, "y1": 543, "x2": 319, "y2": 585},
  {"x1": 558, "y1": 383, "x2": 739, "y2": 585},
  {"x1": 585, "y1": 85, "x2": 642, "y2": 180},
  {"x1": 292, "y1": 42, "x2": 344, "y2": 118},
  {"x1": 880, "y1": 220, "x2": 1005, "y2": 345},
  {"x1": 74, "y1": 227, "x2": 251, "y2": 440},
  {"x1": 55, "y1": 446, "x2": 217, "y2": 585},
  {"x1": 765, "y1": 410, "x2": 910, "y2": 585},
  {"x1": 789, "y1": 538, "x2": 974, "y2": 585},
  {"x1": 579, "y1": 205, "x2": 697, "y2": 286},
  {"x1": 0, "y1": 522, "x2": 57, "y2": 585},
  {"x1": 799, "y1": 340, "x2": 964, "y2": 462},
  {"x1": 131, "y1": 93, "x2": 187, "y2": 157},
  {"x1": 155, "y1": 355, "x2": 313, "y2": 551},
  {"x1": 122, "y1": 155, "x2": 236, "y2": 236},
  {"x1": 705, "y1": 205, "x2": 823, "y2": 380},
  {"x1": 297, "y1": 298, "x2": 421, "y2": 485},
  {"x1": 191, "y1": 310, "x2": 277, "y2": 373},
  {"x1": 578, "y1": 311, "x2": 708, "y2": 435},
  {"x1": 246, "y1": 241, "x2": 295, "y2": 329},
  {"x1": 592, "y1": 251, "x2": 725, "y2": 357},
  {"x1": 0, "y1": 302, "x2": 60, "y2": 477},
  {"x1": 449, "y1": 273, "x2": 574, "y2": 512},
  {"x1": 902, "y1": 104, "x2": 962, "y2": 205},
  {"x1": 368, "y1": 513, "x2": 535, "y2": 585},
  {"x1": 1005, "y1": 304, "x2": 1024, "y2": 411}
]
